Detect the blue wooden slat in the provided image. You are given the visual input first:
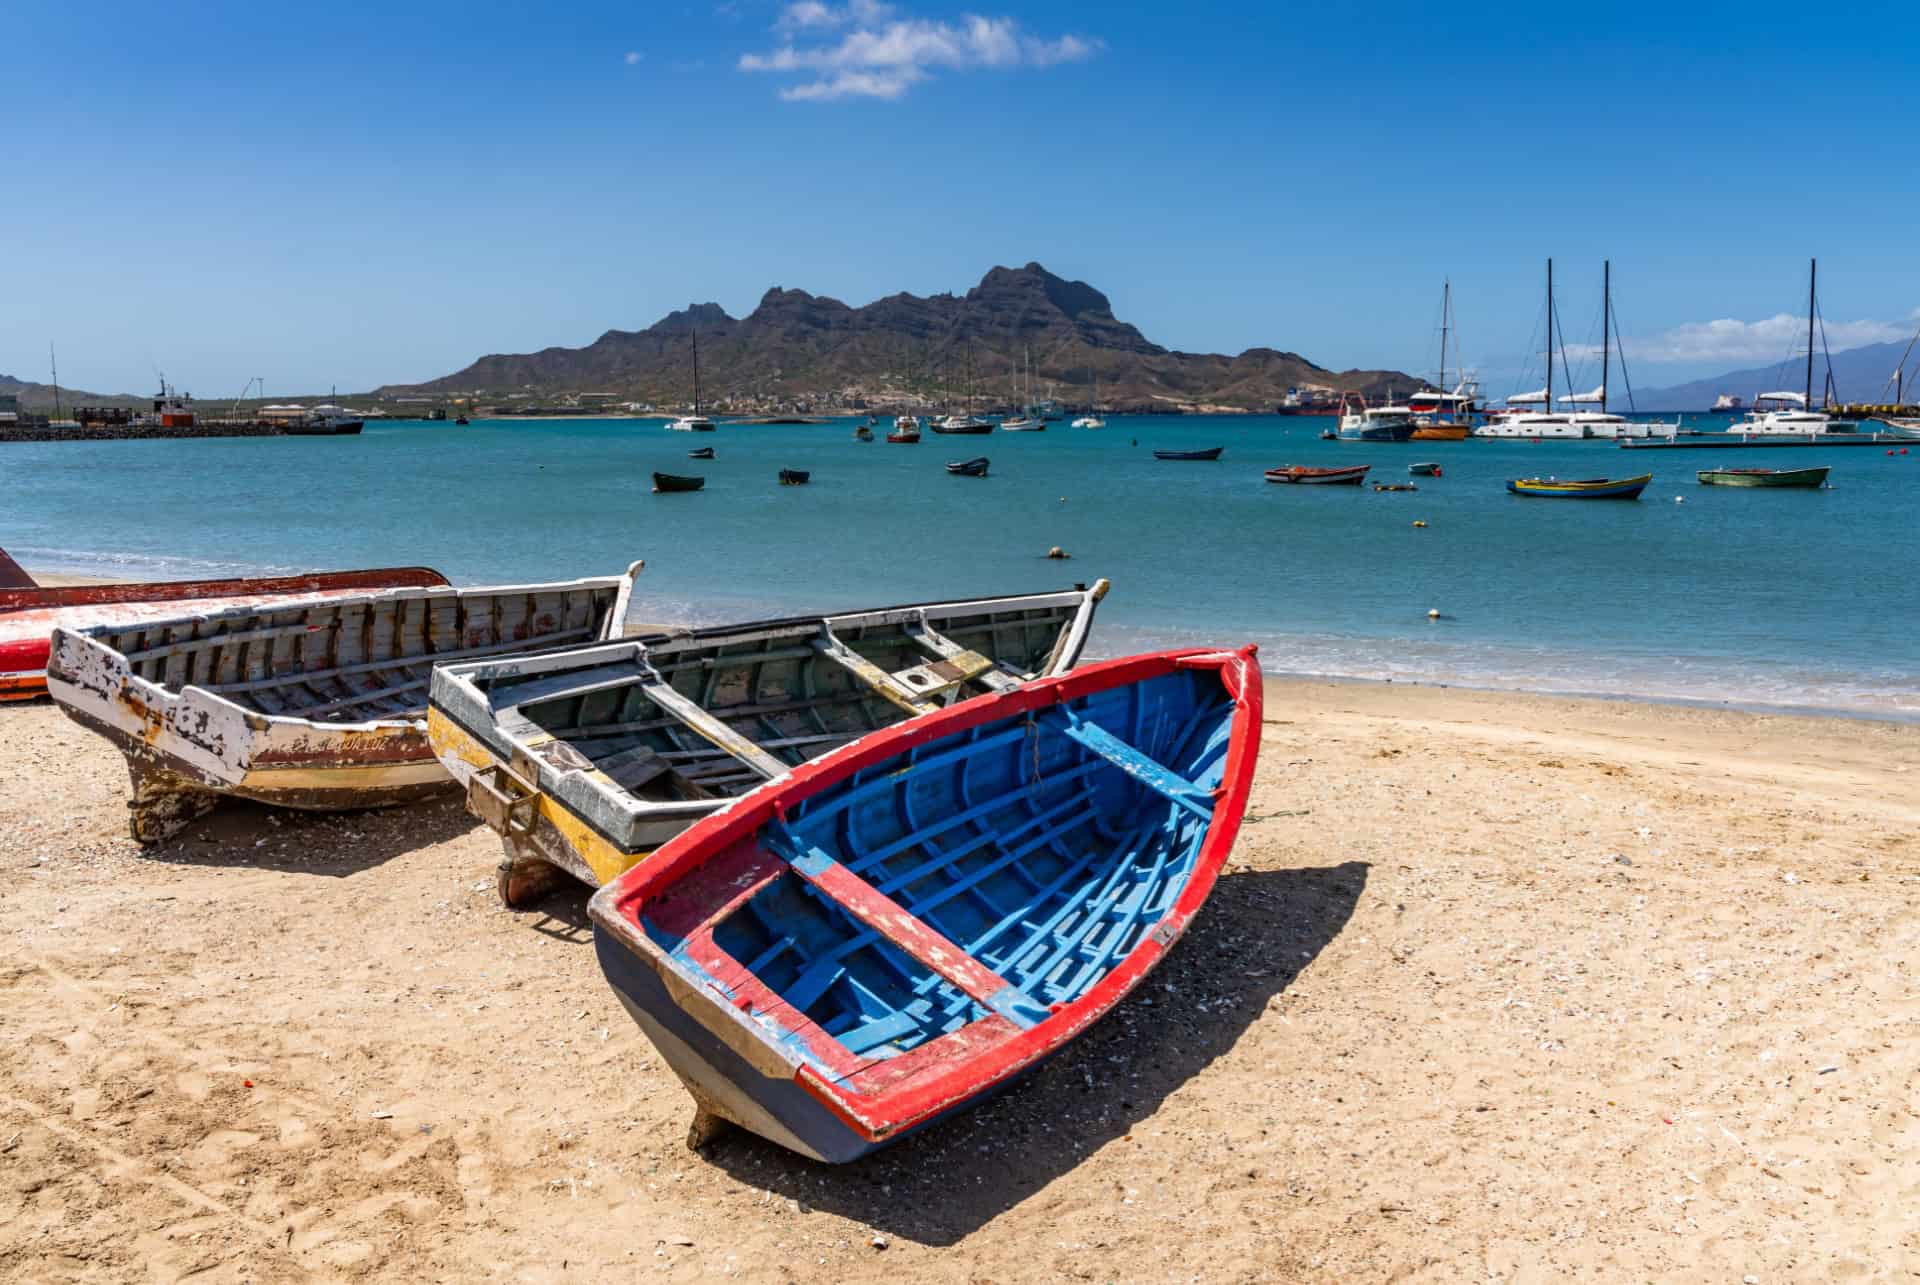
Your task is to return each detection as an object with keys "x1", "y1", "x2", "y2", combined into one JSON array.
[{"x1": 1049, "y1": 711, "x2": 1214, "y2": 821}]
